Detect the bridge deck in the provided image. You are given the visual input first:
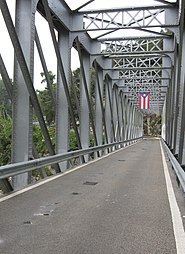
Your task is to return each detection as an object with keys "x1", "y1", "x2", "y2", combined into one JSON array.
[{"x1": 0, "y1": 139, "x2": 184, "y2": 254}]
